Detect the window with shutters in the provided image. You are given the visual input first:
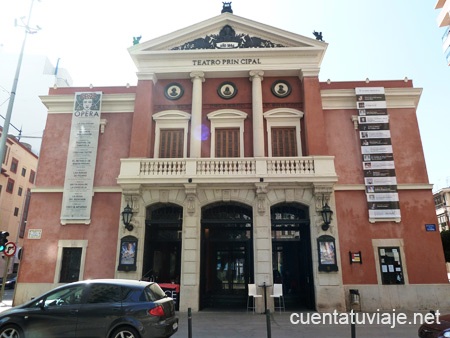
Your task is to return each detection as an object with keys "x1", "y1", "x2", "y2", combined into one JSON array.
[
  {"x1": 264, "y1": 108, "x2": 304, "y2": 157},
  {"x1": 153, "y1": 110, "x2": 190, "y2": 159},
  {"x1": 10, "y1": 158, "x2": 18, "y2": 173},
  {"x1": 6, "y1": 178, "x2": 14, "y2": 193},
  {"x1": 29, "y1": 170, "x2": 36, "y2": 184},
  {"x1": 207, "y1": 109, "x2": 247, "y2": 158},
  {"x1": 159, "y1": 129, "x2": 184, "y2": 158},
  {"x1": 271, "y1": 127, "x2": 297, "y2": 157},
  {"x1": 215, "y1": 128, "x2": 239, "y2": 157}
]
